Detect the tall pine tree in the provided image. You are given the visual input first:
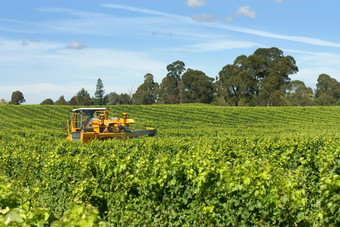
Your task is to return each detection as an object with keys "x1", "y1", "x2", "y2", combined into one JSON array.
[{"x1": 95, "y1": 78, "x2": 105, "y2": 105}]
